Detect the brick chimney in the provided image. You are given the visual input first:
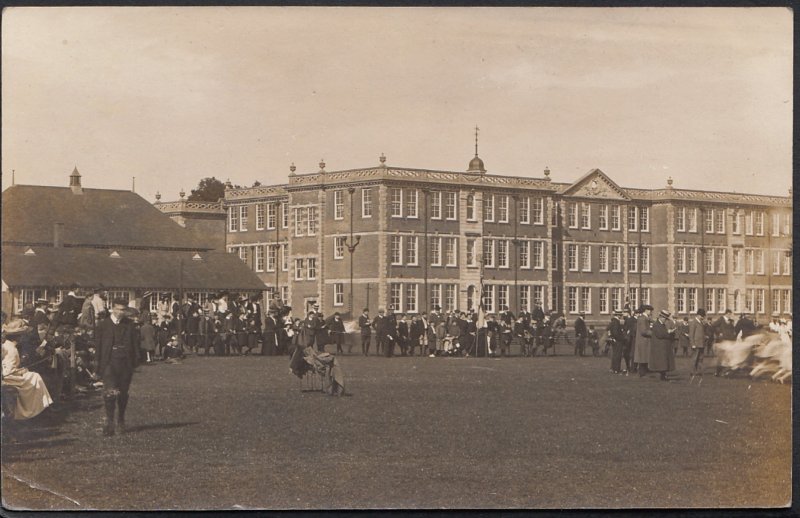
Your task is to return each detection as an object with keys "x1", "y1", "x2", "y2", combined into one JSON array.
[{"x1": 69, "y1": 166, "x2": 83, "y2": 195}]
